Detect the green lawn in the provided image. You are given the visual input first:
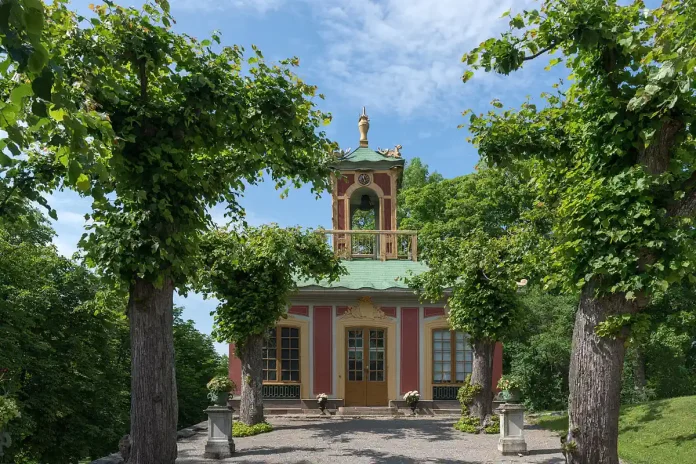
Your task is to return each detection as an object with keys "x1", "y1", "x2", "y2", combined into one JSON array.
[{"x1": 532, "y1": 396, "x2": 696, "y2": 464}]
